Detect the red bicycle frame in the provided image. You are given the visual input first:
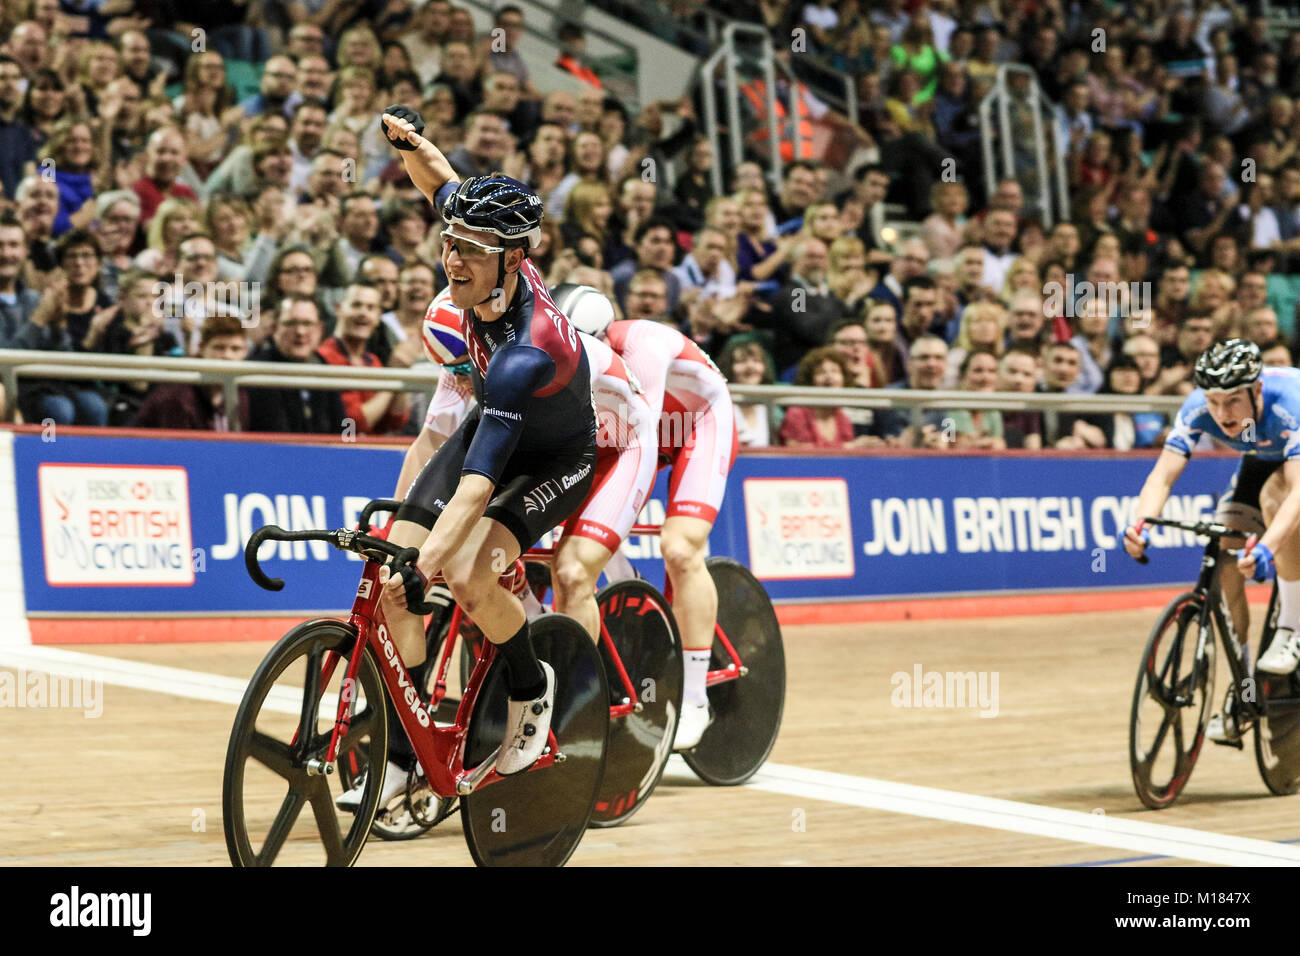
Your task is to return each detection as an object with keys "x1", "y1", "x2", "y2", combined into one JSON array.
[{"x1": 301, "y1": 558, "x2": 560, "y2": 799}]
